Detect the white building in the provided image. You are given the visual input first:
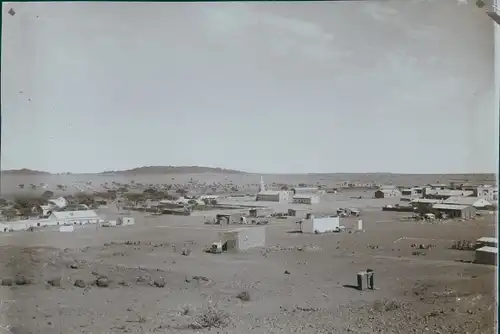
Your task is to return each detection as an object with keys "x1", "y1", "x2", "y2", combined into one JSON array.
[
  {"x1": 443, "y1": 196, "x2": 492, "y2": 209},
  {"x1": 256, "y1": 190, "x2": 289, "y2": 203},
  {"x1": 302, "y1": 215, "x2": 340, "y2": 234},
  {"x1": 0, "y1": 218, "x2": 58, "y2": 232},
  {"x1": 48, "y1": 197, "x2": 68, "y2": 210},
  {"x1": 477, "y1": 185, "x2": 498, "y2": 201},
  {"x1": 292, "y1": 194, "x2": 320, "y2": 205},
  {"x1": 400, "y1": 187, "x2": 423, "y2": 200},
  {"x1": 49, "y1": 210, "x2": 100, "y2": 225},
  {"x1": 374, "y1": 186, "x2": 402, "y2": 198},
  {"x1": 476, "y1": 237, "x2": 498, "y2": 248},
  {"x1": 118, "y1": 216, "x2": 135, "y2": 225},
  {"x1": 423, "y1": 189, "x2": 474, "y2": 199},
  {"x1": 218, "y1": 226, "x2": 266, "y2": 251}
]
